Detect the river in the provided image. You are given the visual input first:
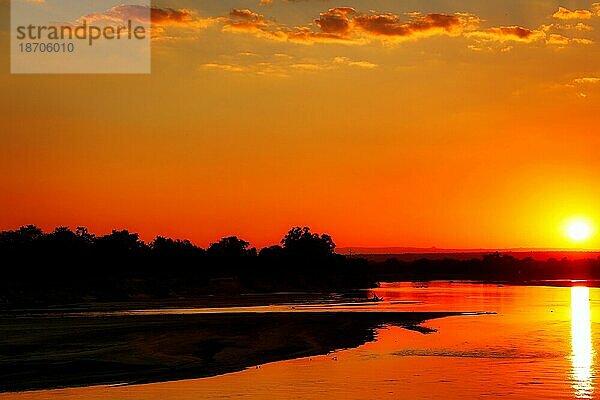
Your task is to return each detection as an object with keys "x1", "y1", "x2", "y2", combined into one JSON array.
[{"x1": 1, "y1": 282, "x2": 597, "y2": 399}]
